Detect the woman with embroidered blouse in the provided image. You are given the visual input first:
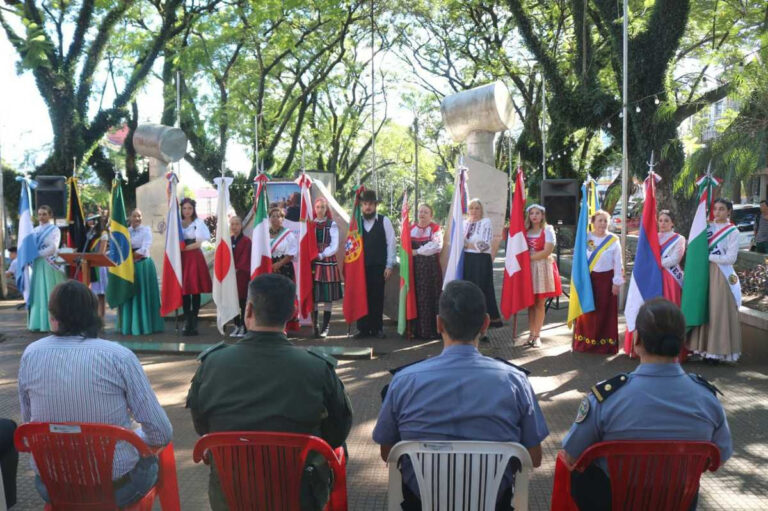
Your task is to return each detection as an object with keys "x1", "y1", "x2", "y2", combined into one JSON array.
[
  {"x1": 269, "y1": 206, "x2": 299, "y2": 331},
  {"x1": 463, "y1": 199, "x2": 502, "y2": 329},
  {"x1": 525, "y1": 204, "x2": 562, "y2": 348},
  {"x1": 410, "y1": 203, "x2": 443, "y2": 339},
  {"x1": 312, "y1": 198, "x2": 343, "y2": 338},
  {"x1": 180, "y1": 198, "x2": 212, "y2": 336}
]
